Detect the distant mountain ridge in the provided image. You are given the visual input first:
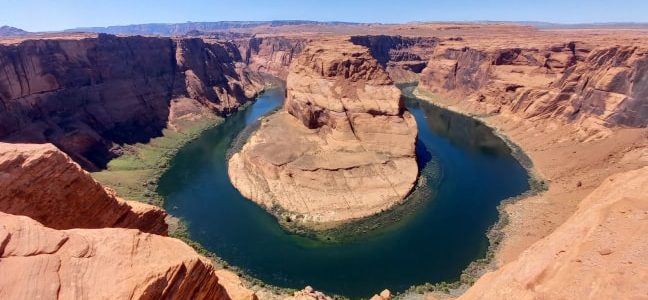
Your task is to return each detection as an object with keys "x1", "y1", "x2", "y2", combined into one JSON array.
[
  {"x1": 65, "y1": 20, "x2": 366, "y2": 35},
  {"x1": 0, "y1": 26, "x2": 29, "y2": 36},
  {"x1": 4, "y1": 21, "x2": 648, "y2": 38},
  {"x1": 513, "y1": 21, "x2": 648, "y2": 29}
]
